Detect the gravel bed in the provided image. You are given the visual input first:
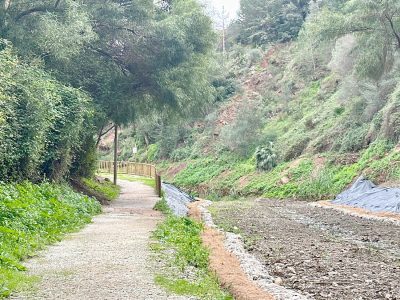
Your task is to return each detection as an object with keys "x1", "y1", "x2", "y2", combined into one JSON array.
[
  {"x1": 211, "y1": 199, "x2": 400, "y2": 300},
  {"x1": 198, "y1": 200, "x2": 310, "y2": 300}
]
